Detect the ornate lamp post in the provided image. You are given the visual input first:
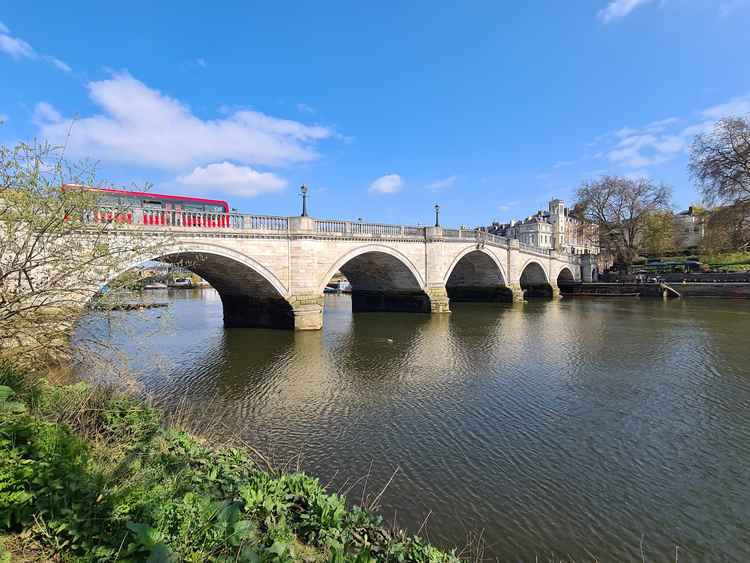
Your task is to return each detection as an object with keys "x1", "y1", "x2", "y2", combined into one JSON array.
[
  {"x1": 434, "y1": 203, "x2": 440, "y2": 227},
  {"x1": 300, "y1": 185, "x2": 309, "y2": 217}
]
